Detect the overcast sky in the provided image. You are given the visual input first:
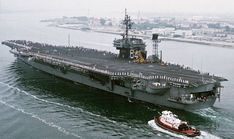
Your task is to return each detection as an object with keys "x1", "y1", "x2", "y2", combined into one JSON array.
[{"x1": 1, "y1": 0, "x2": 234, "y2": 16}]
